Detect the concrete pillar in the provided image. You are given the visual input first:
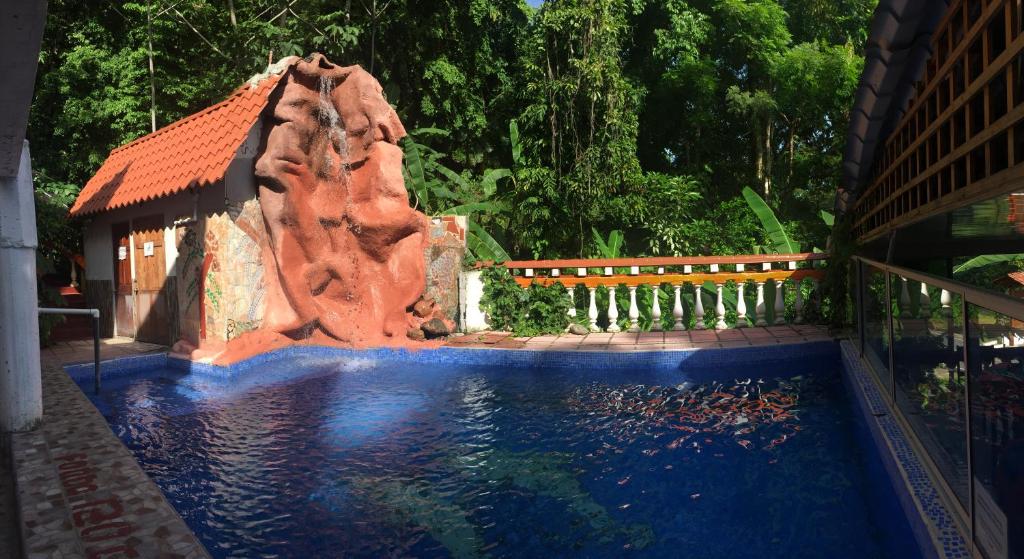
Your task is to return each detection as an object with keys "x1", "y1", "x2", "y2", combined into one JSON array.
[{"x1": 0, "y1": 141, "x2": 42, "y2": 432}]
